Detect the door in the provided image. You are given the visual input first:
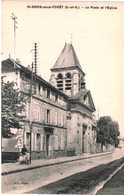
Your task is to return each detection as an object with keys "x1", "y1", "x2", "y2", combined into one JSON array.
[
  {"x1": 44, "y1": 127, "x2": 53, "y2": 157},
  {"x1": 46, "y1": 134, "x2": 50, "y2": 156},
  {"x1": 82, "y1": 126, "x2": 87, "y2": 153}
]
